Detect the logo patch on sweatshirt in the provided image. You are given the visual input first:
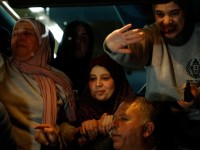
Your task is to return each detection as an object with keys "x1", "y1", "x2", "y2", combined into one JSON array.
[
  {"x1": 186, "y1": 58, "x2": 200, "y2": 78},
  {"x1": 186, "y1": 58, "x2": 200, "y2": 87}
]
